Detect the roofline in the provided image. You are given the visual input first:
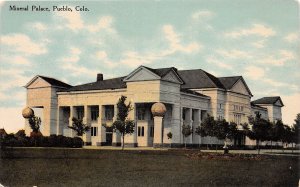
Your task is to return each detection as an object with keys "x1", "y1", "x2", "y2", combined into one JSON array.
[
  {"x1": 180, "y1": 91, "x2": 211, "y2": 100},
  {"x1": 24, "y1": 75, "x2": 71, "y2": 88},
  {"x1": 57, "y1": 88, "x2": 127, "y2": 95},
  {"x1": 230, "y1": 77, "x2": 253, "y2": 96}
]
